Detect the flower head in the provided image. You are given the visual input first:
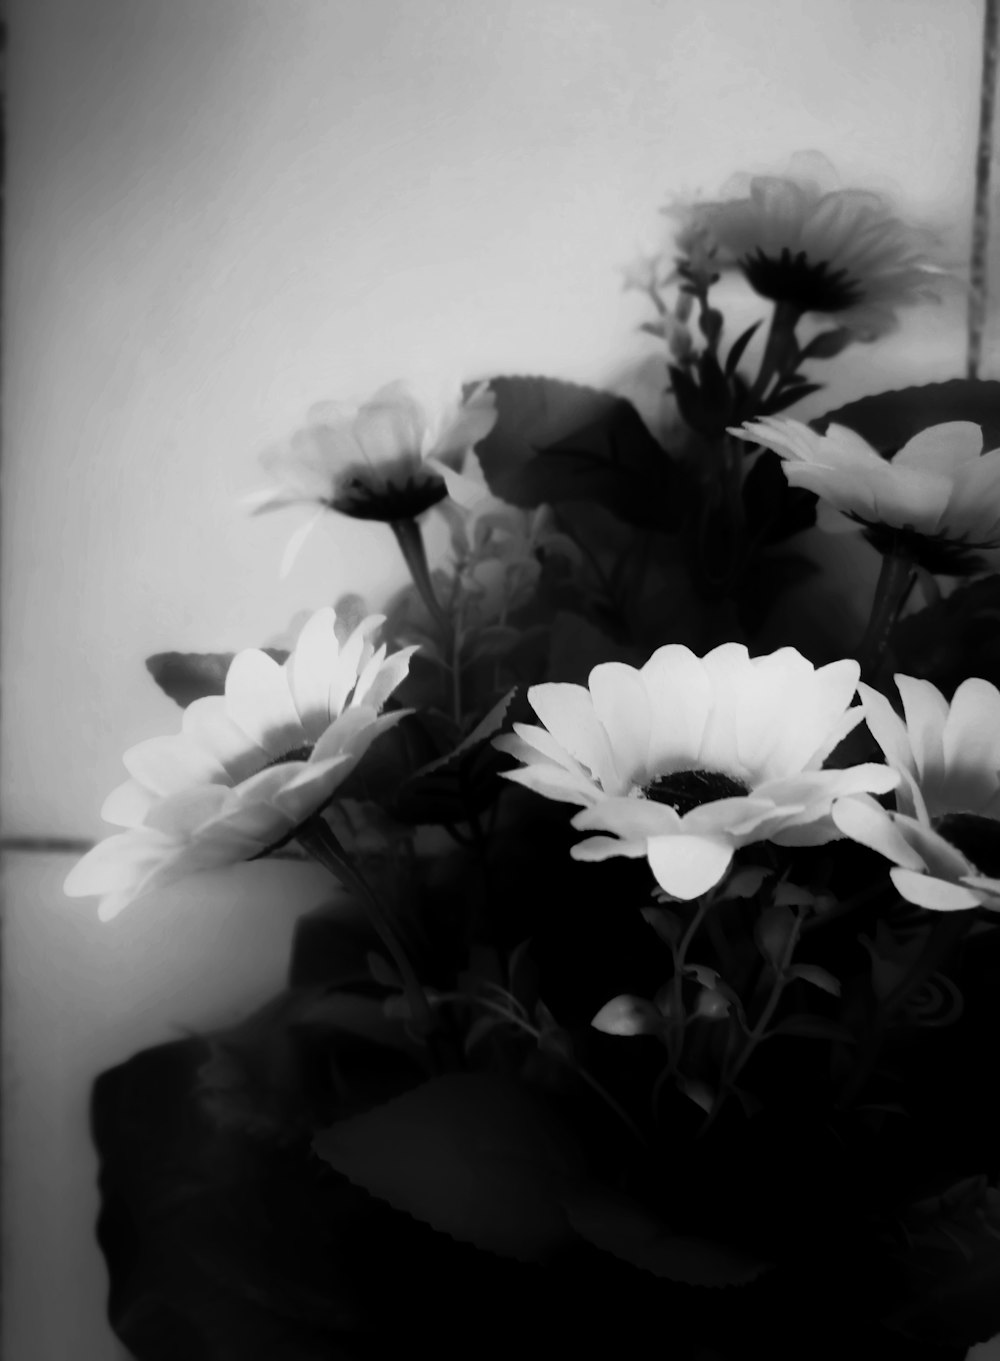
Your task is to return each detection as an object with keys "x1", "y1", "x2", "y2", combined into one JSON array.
[
  {"x1": 730, "y1": 417, "x2": 1000, "y2": 573},
  {"x1": 690, "y1": 155, "x2": 941, "y2": 339},
  {"x1": 494, "y1": 643, "x2": 897, "y2": 900},
  {"x1": 247, "y1": 379, "x2": 498, "y2": 571},
  {"x1": 64, "y1": 608, "x2": 416, "y2": 920},
  {"x1": 833, "y1": 675, "x2": 1000, "y2": 911}
]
